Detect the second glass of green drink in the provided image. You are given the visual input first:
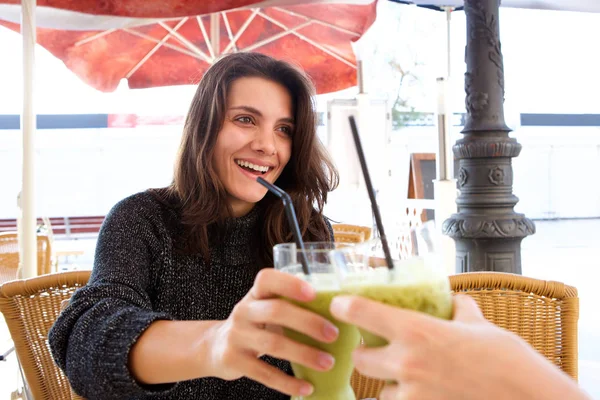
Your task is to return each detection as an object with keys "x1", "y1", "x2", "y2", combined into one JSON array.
[
  {"x1": 273, "y1": 242, "x2": 361, "y2": 400},
  {"x1": 333, "y1": 225, "x2": 454, "y2": 348}
]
